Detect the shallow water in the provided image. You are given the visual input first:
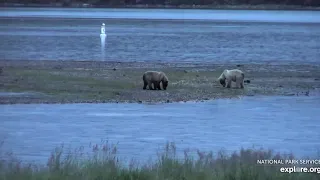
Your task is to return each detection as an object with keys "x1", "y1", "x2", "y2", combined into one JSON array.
[
  {"x1": 0, "y1": 8, "x2": 320, "y2": 64},
  {"x1": 1, "y1": 96, "x2": 320, "y2": 164}
]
